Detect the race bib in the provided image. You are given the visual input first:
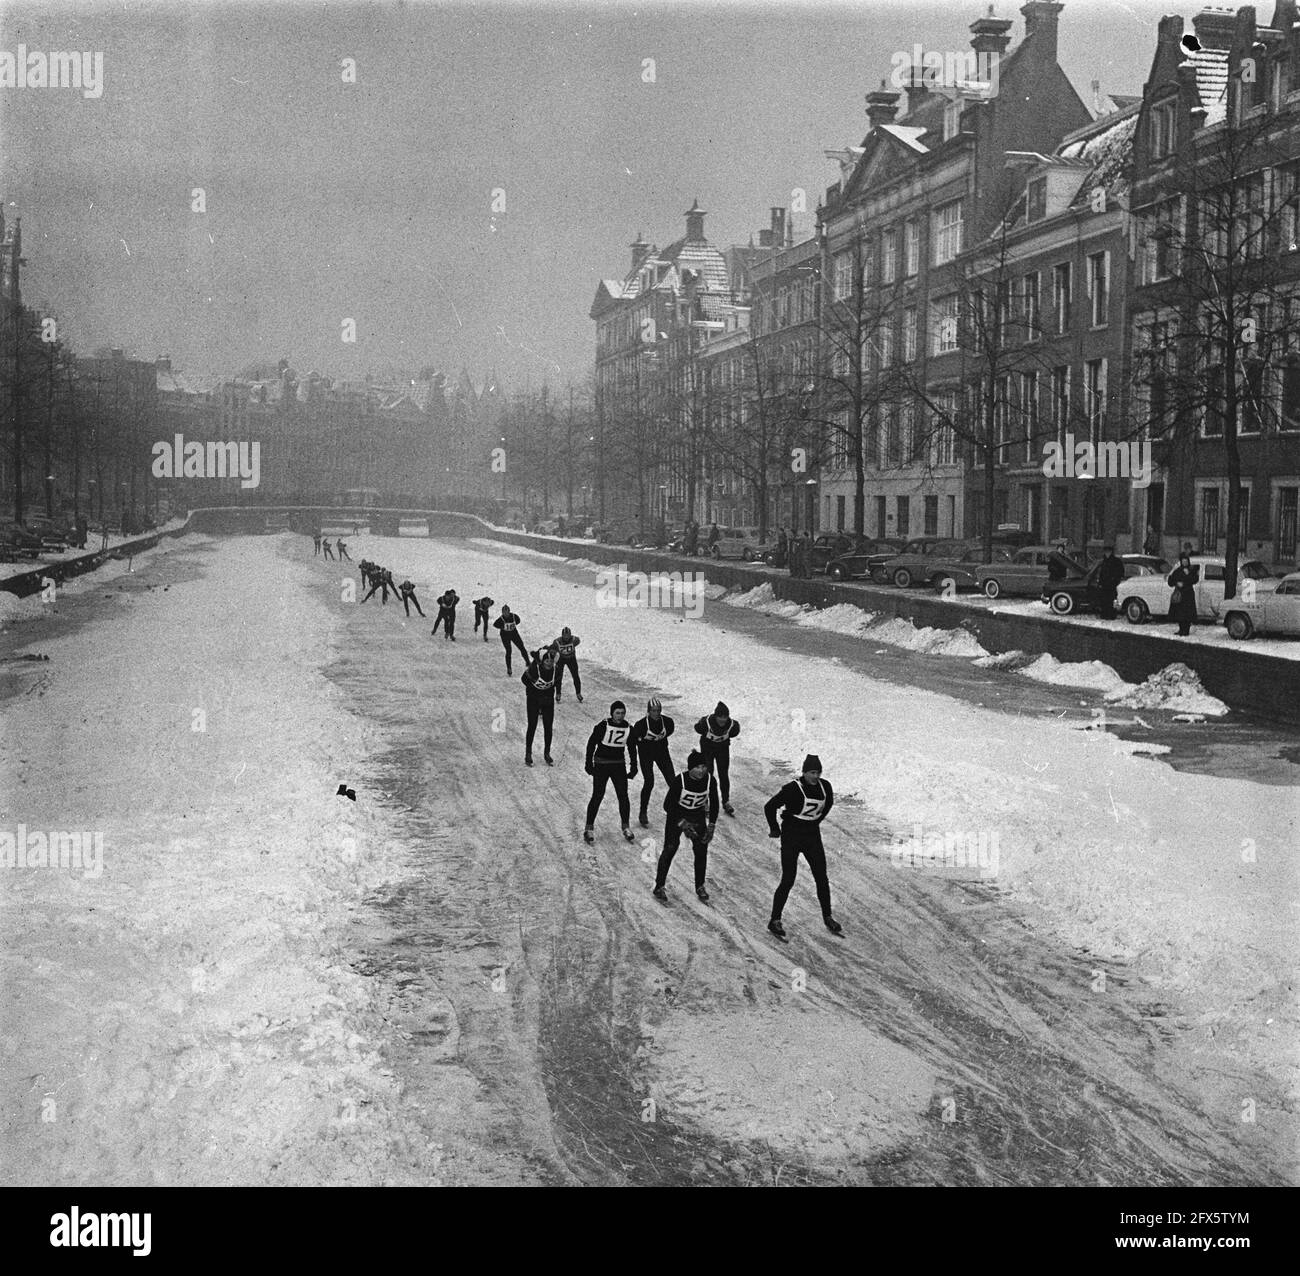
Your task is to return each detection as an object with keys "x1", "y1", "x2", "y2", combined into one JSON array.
[
  {"x1": 794, "y1": 794, "x2": 826, "y2": 820},
  {"x1": 645, "y1": 726, "x2": 666, "y2": 741},
  {"x1": 502, "y1": 620, "x2": 516, "y2": 631},
  {"x1": 679, "y1": 787, "x2": 707, "y2": 810},
  {"x1": 706, "y1": 730, "x2": 728, "y2": 743},
  {"x1": 602, "y1": 725, "x2": 629, "y2": 748},
  {"x1": 559, "y1": 643, "x2": 574, "y2": 655}
]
